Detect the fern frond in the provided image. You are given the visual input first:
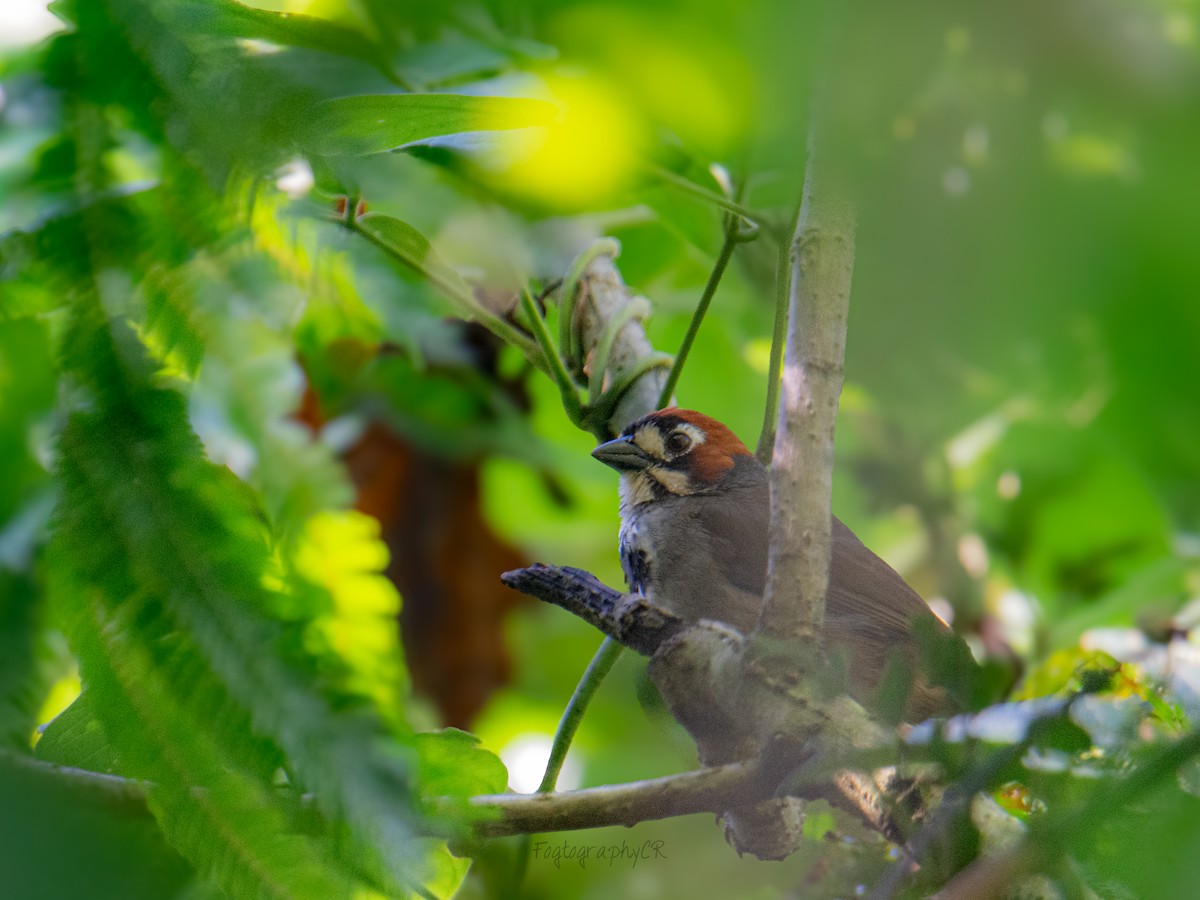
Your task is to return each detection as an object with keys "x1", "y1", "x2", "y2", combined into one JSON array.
[{"x1": 52, "y1": 303, "x2": 434, "y2": 897}]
